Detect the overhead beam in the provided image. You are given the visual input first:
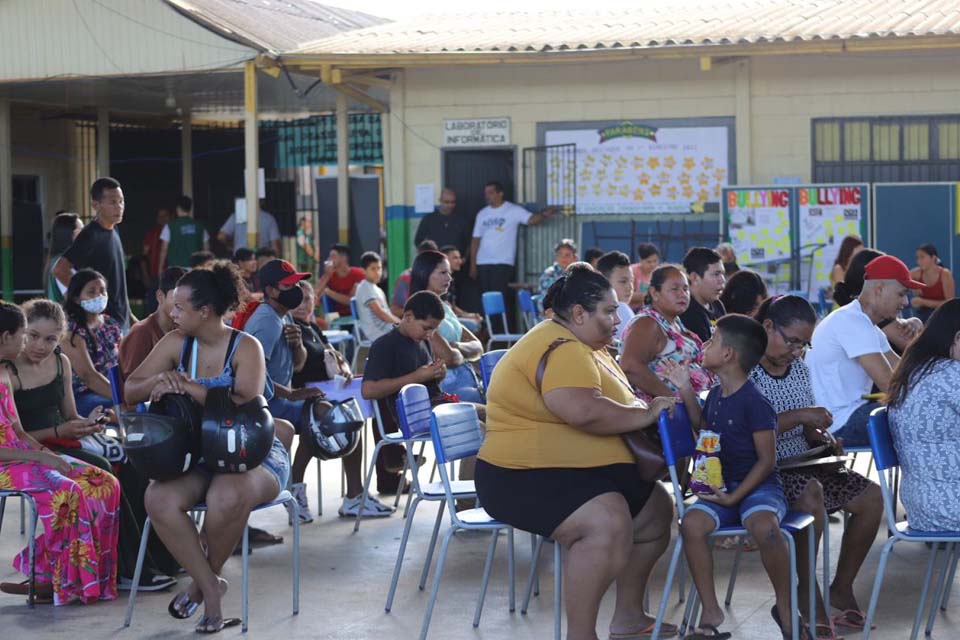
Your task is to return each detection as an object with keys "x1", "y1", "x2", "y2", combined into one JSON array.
[
  {"x1": 333, "y1": 83, "x2": 389, "y2": 113},
  {"x1": 331, "y1": 68, "x2": 395, "y2": 87},
  {"x1": 0, "y1": 99, "x2": 11, "y2": 300}
]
